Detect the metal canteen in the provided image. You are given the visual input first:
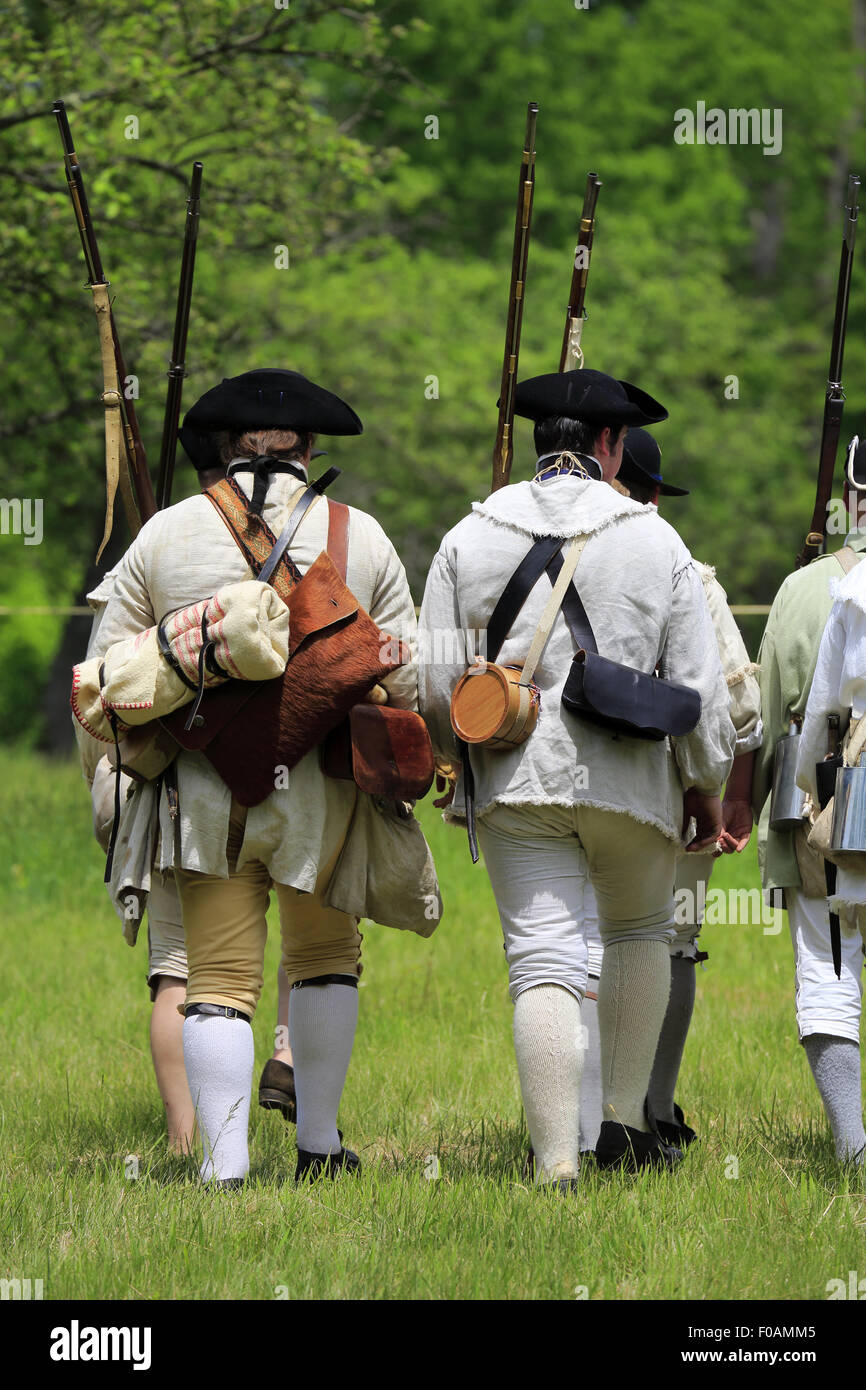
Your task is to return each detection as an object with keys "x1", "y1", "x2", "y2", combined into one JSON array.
[
  {"x1": 769, "y1": 718, "x2": 807, "y2": 831},
  {"x1": 830, "y1": 752, "x2": 866, "y2": 854}
]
